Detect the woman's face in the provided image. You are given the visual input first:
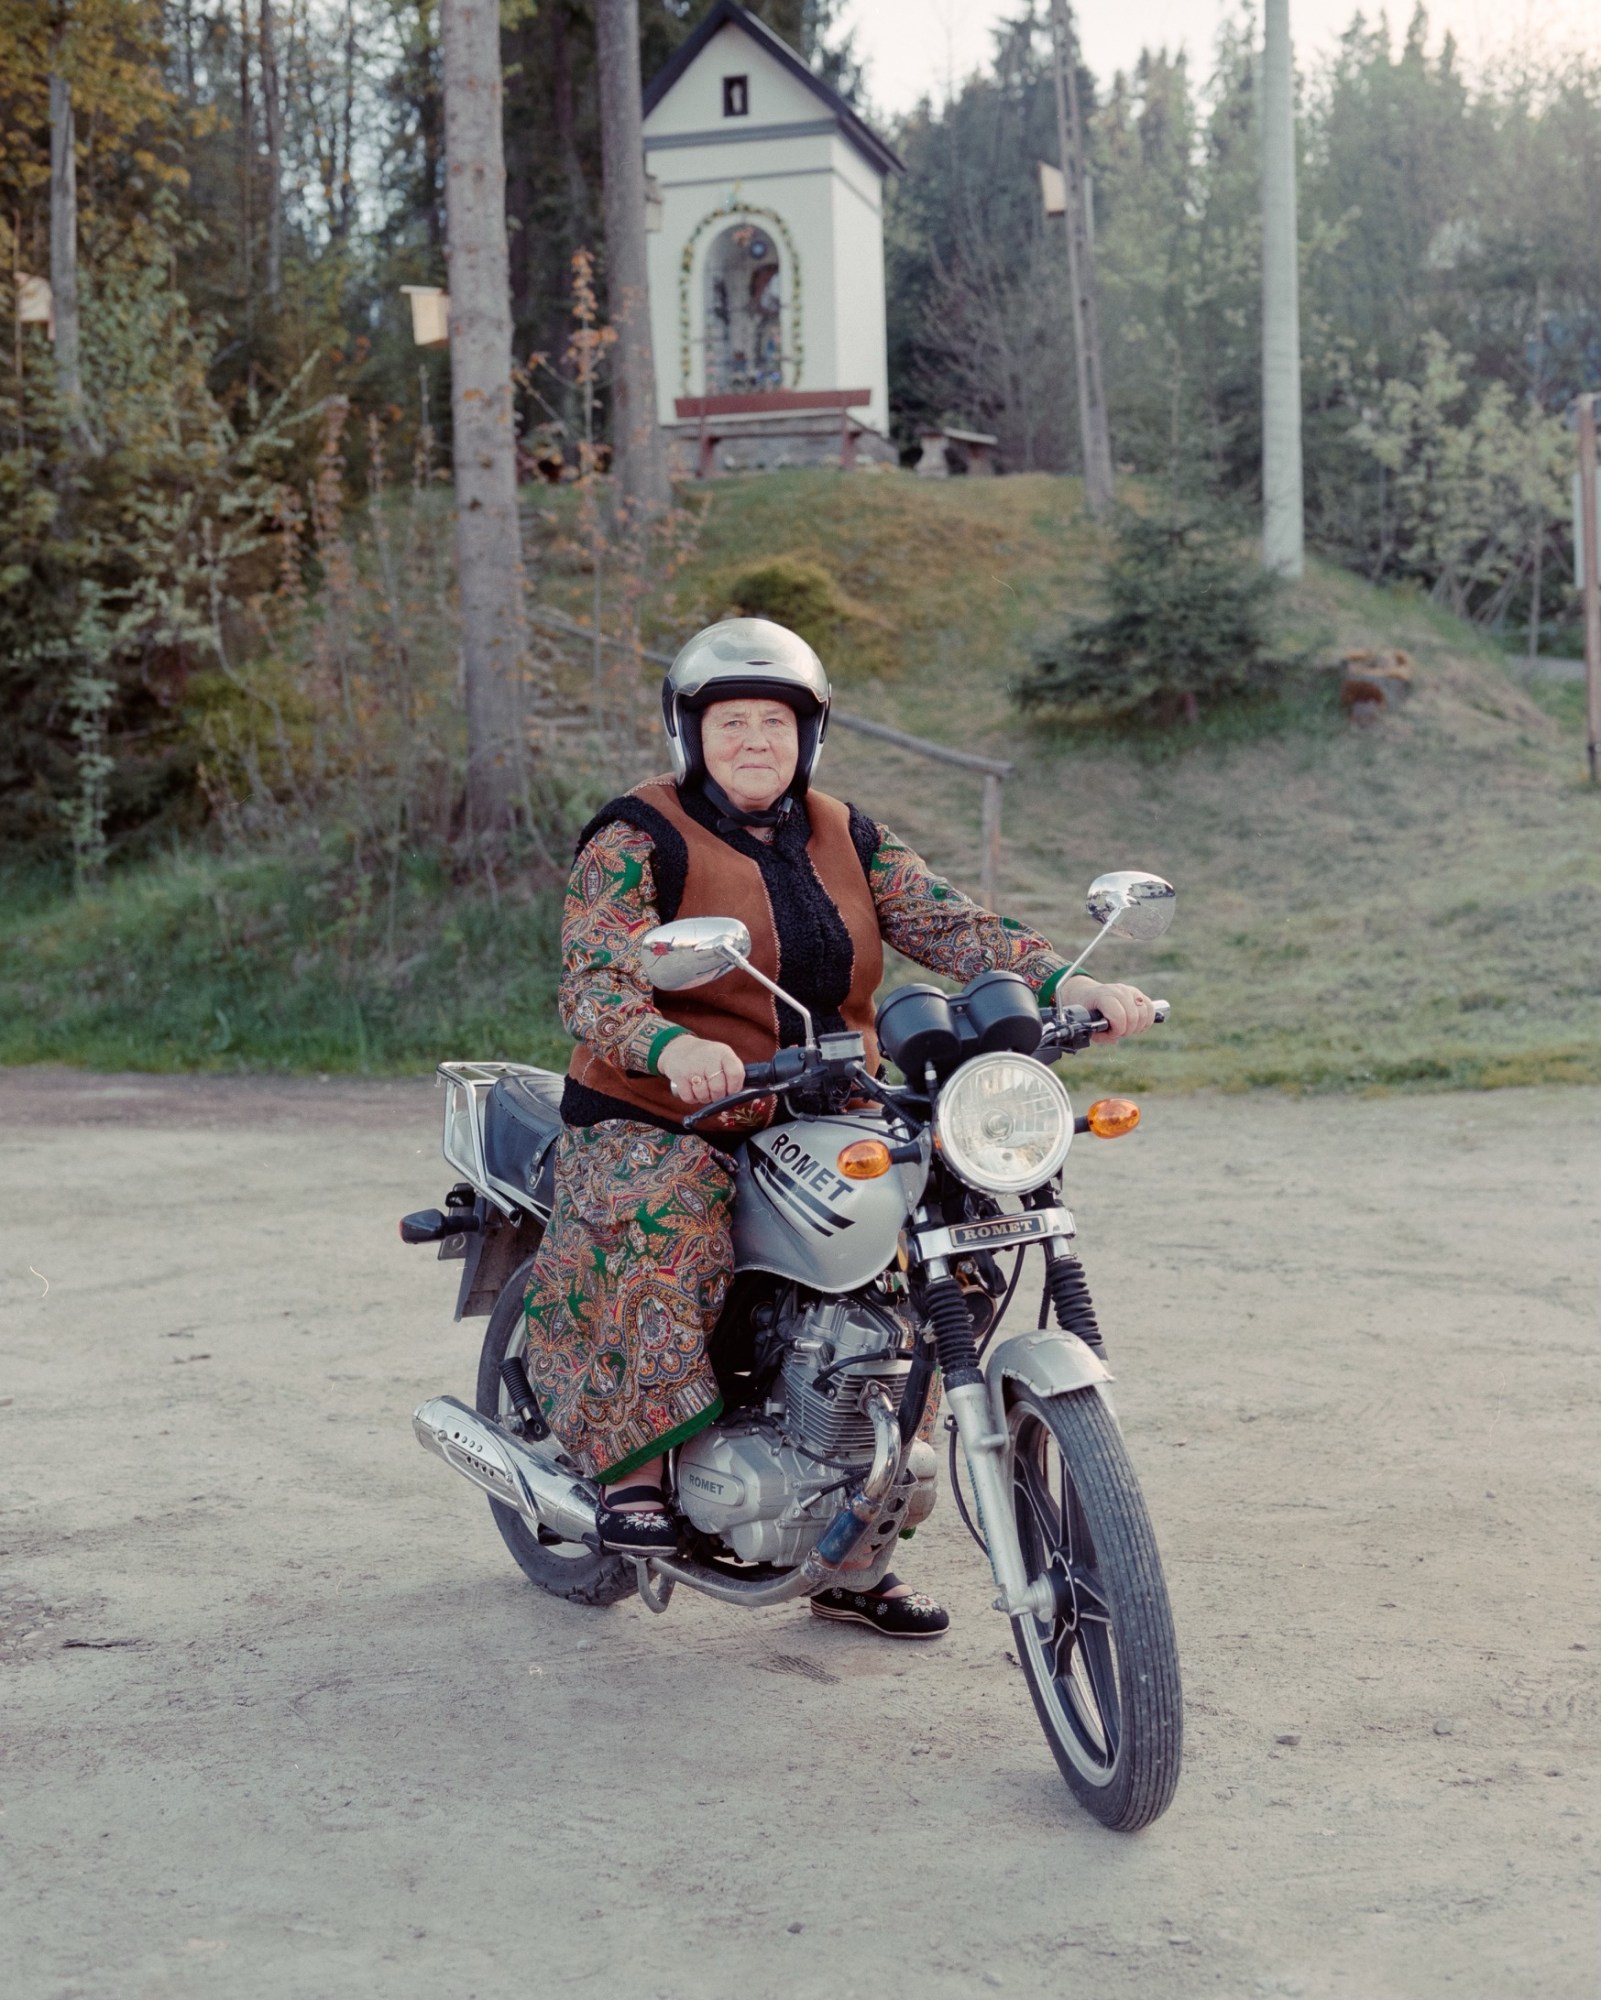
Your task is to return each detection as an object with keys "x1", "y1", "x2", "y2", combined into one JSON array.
[{"x1": 698, "y1": 697, "x2": 799, "y2": 812}]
